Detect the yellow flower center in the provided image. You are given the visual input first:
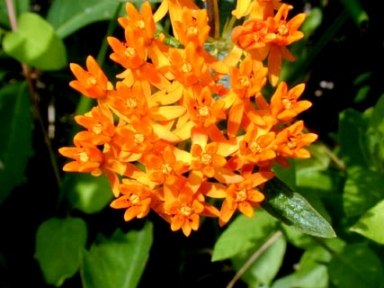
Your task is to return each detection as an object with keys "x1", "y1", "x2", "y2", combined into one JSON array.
[
  {"x1": 277, "y1": 24, "x2": 288, "y2": 36},
  {"x1": 249, "y1": 140, "x2": 262, "y2": 153},
  {"x1": 130, "y1": 194, "x2": 140, "y2": 205},
  {"x1": 282, "y1": 98, "x2": 292, "y2": 109},
  {"x1": 187, "y1": 26, "x2": 198, "y2": 35},
  {"x1": 126, "y1": 98, "x2": 137, "y2": 108},
  {"x1": 239, "y1": 77, "x2": 250, "y2": 87},
  {"x1": 86, "y1": 76, "x2": 97, "y2": 87},
  {"x1": 92, "y1": 123, "x2": 103, "y2": 134},
  {"x1": 236, "y1": 189, "x2": 247, "y2": 202},
  {"x1": 125, "y1": 47, "x2": 136, "y2": 57},
  {"x1": 181, "y1": 62, "x2": 192, "y2": 73},
  {"x1": 201, "y1": 153, "x2": 212, "y2": 165},
  {"x1": 161, "y1": 163, "x2": 172, "y2": 174},
  {"x1": 180, "y1": 205, "x2": 192, "y2": 216},
  {"x1": 198, "y1": 106, "x2": 209, "y2": 116},
  {"x1": 287, "y1": 136, "x2": 297, "y2": 149},
  {"x1": 137, "y1": 20, "x2": 145, "y2": 29},
  {"x1": 79, "y1": 152, "x2": 89, "y2": 162},
  {"x1": 134, "y1": 133, "x2": 145, "y2": 144}
]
